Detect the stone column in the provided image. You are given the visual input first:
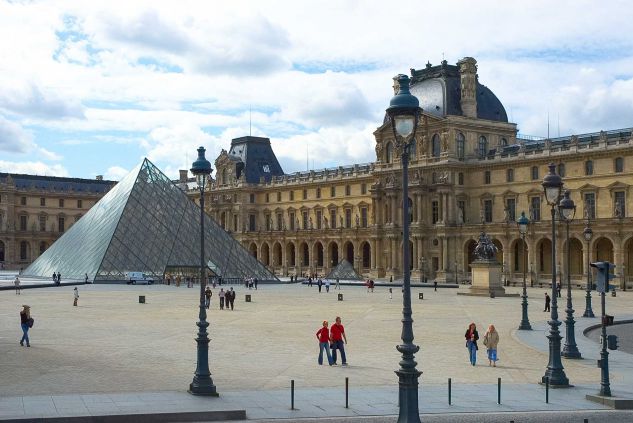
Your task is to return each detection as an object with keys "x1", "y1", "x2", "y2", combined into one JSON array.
[
  {"x1": 412, "y1": 237, "x2": 419, "y2": 270},
  {"x1": 443, "y1": 236, "x2": 450, "y2": 272}
]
